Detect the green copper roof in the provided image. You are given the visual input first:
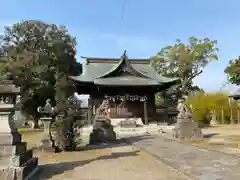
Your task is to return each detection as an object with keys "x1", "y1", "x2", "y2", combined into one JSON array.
[
  {"x1": 94, "y1": 76, "x2": 160, "y2": 86},
  {"x1": 69, "y1": 54, "x2": 179, "y2": 87}
]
